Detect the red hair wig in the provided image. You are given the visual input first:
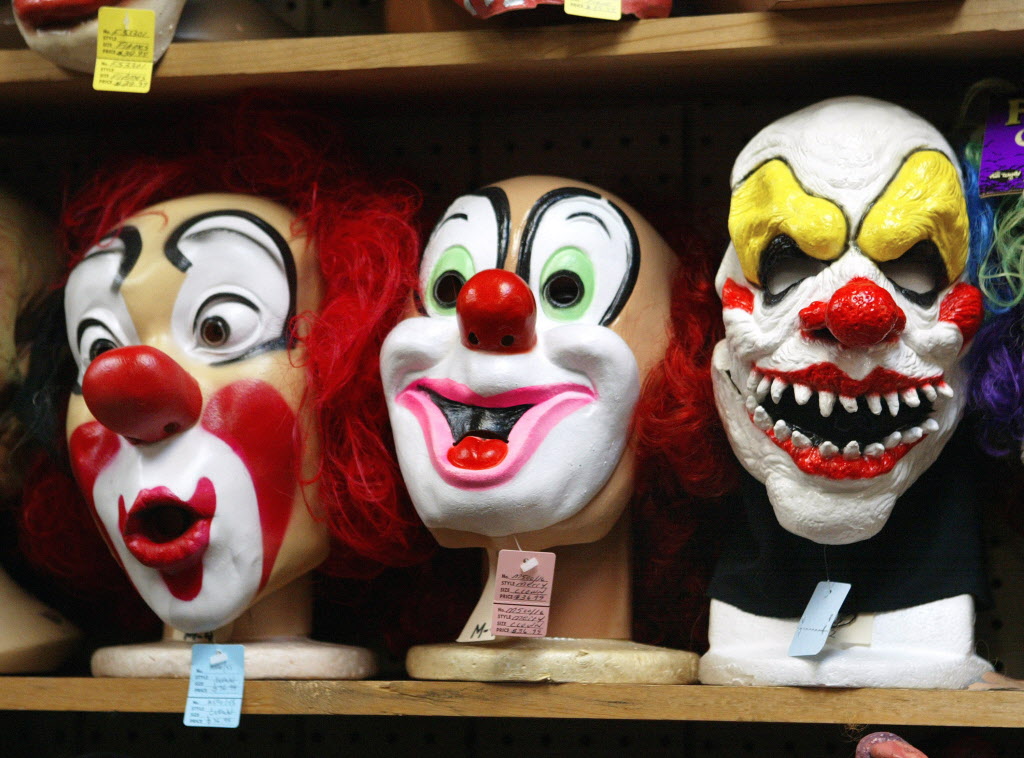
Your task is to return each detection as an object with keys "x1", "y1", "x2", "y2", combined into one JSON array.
[{"x1": 22, "y1": 98, "x2": 433, "y2": 604}]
